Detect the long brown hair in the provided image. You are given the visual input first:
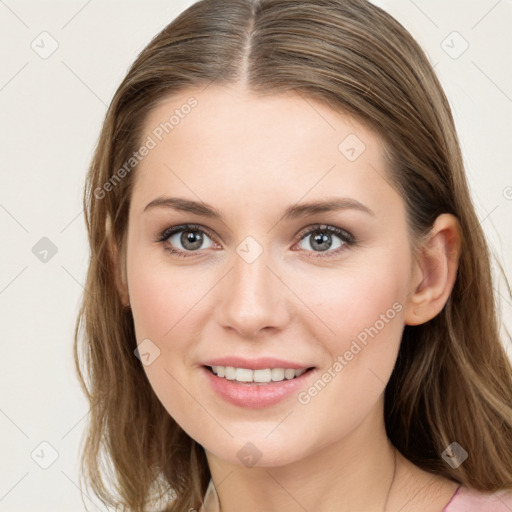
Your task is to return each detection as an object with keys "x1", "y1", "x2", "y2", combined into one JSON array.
[{"x1": 74, "y1": 0, "x2": 512, "y2": 510}]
